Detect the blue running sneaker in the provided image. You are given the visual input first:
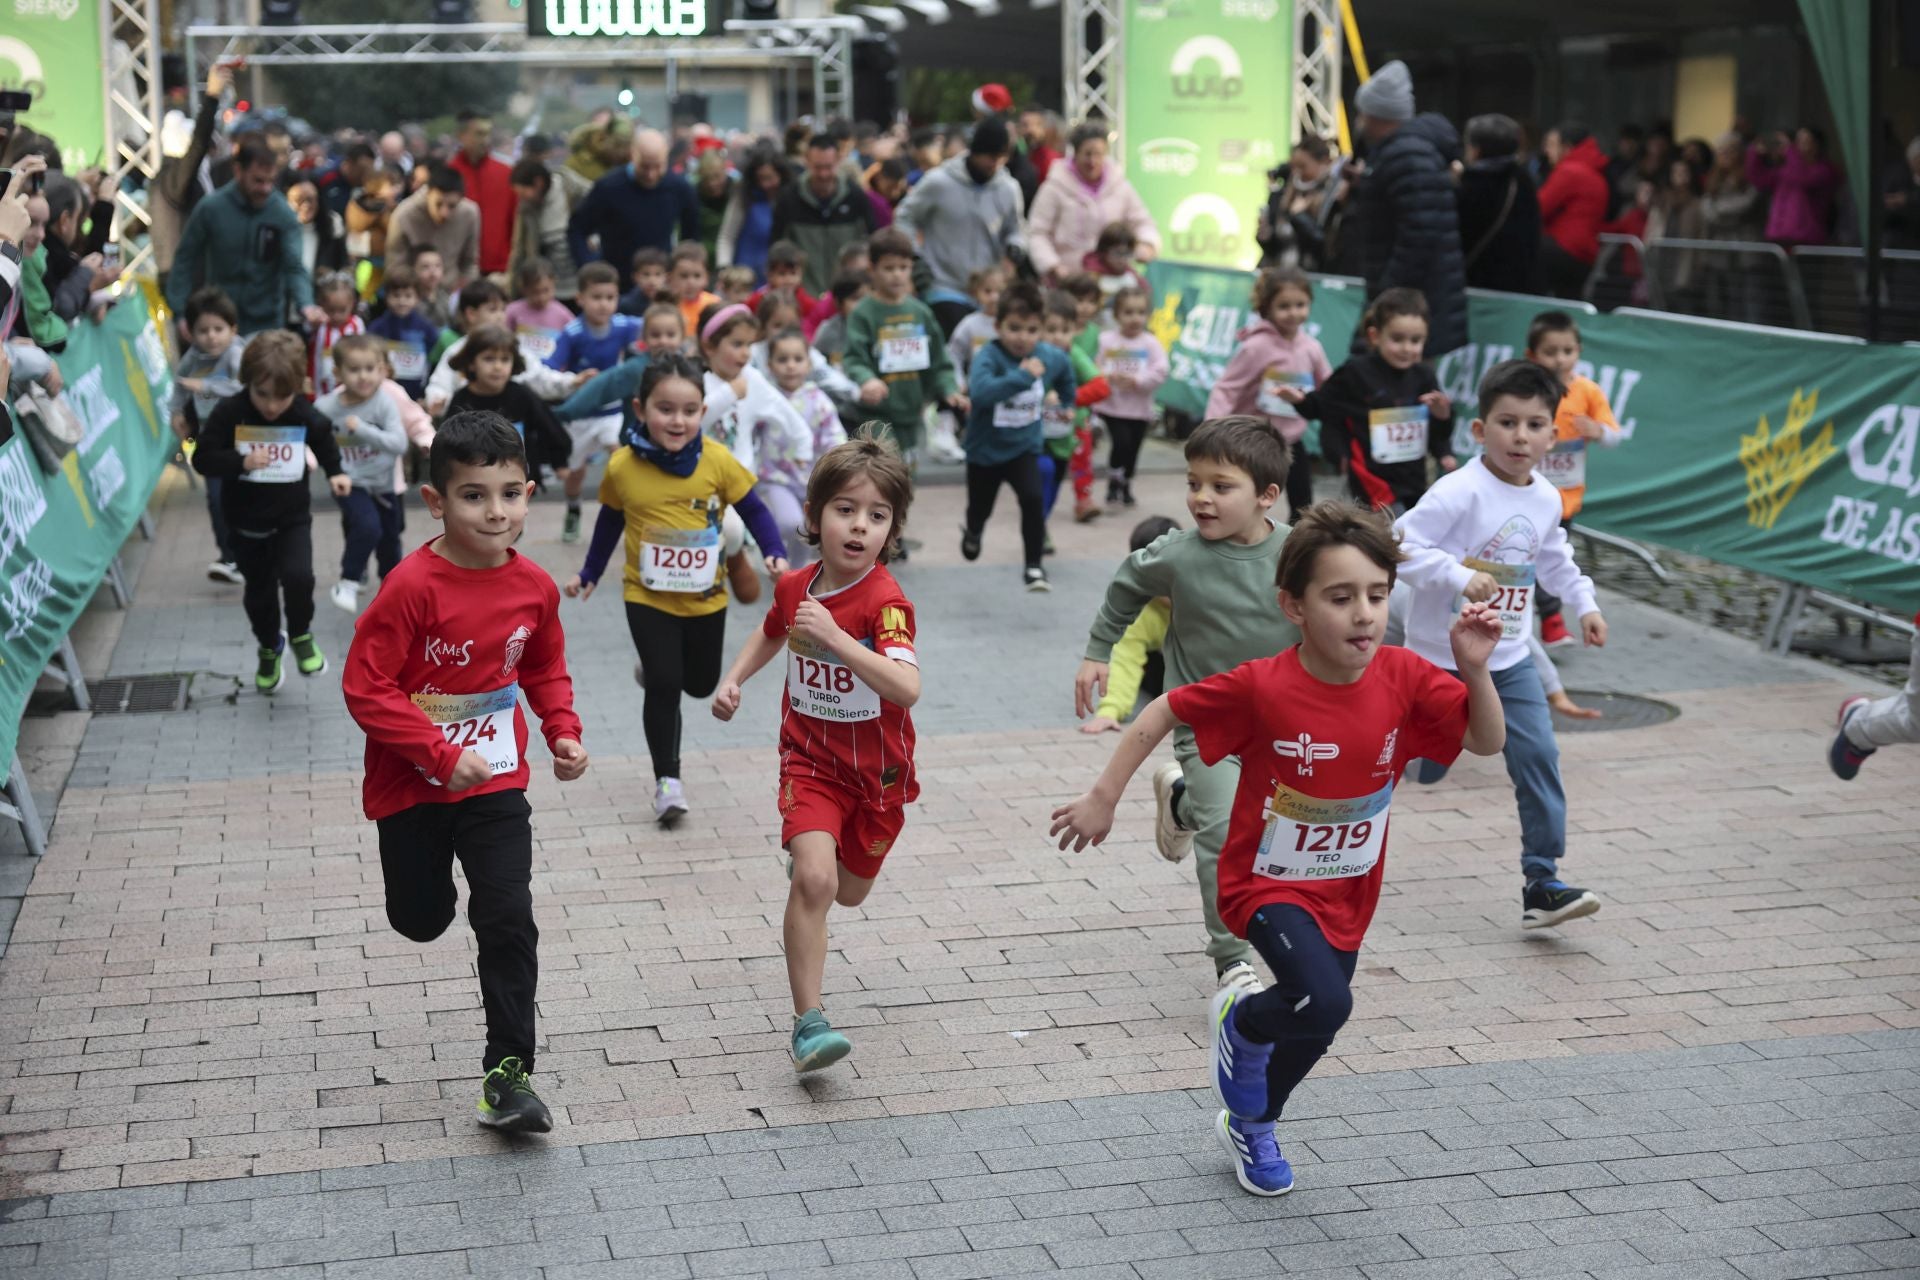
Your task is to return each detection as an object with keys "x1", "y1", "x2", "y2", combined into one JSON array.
[
  {"x1": 1215, "y1": 1109, "x2": 1294, "y2": 1197},
  {"x1": 1208, "y1": 983, "x2": 1271, "y2": 1120},
  {"x1": 792, "y1": 1008, "x2": 852, "y2": 1073}
]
